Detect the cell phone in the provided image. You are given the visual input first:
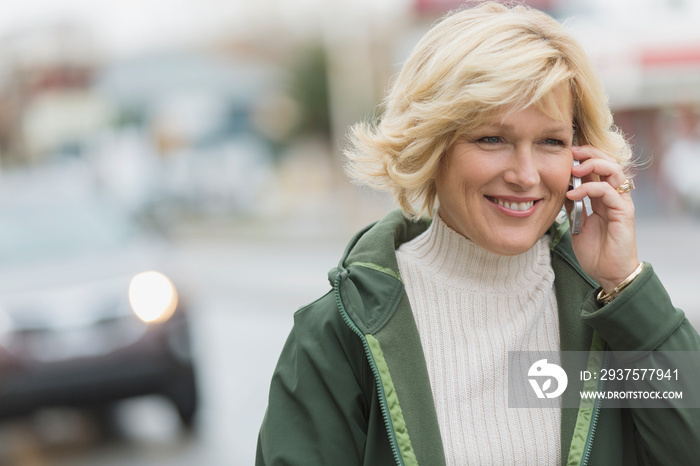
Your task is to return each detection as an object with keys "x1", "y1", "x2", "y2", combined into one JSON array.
[{"x1": 570, "y1": 160, "x2": 583, "y2": 234}]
